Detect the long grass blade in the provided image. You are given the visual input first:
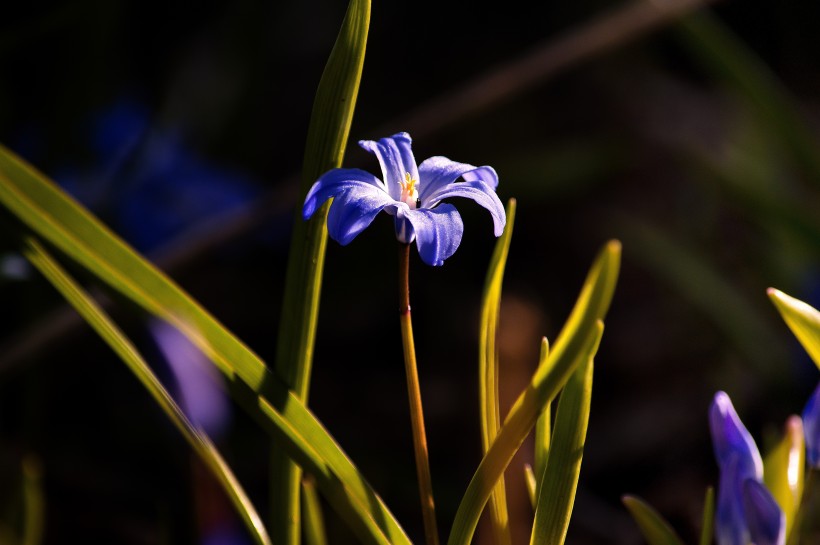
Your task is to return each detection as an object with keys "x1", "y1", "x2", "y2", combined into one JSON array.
[
  {"x1": 530, "y1": 350, "x2": 594, "y2": 545},
  {"x1": 478, "y1": 198, "x2": 516, "y2": 545},
  {"x1": 622, "y1": 495, "x2": 686, "y2": 545},
  {"x1": 447, "y1": 240, "x2": 620, "y2": 545},
  {"x1": 22, "y1": 238, "x2": 271, "y2": 545},
  {"x1": 0, "y1": 151, "x2": 410, "y2": 545},
  {"x1": 272, "y1": 0, "x2": 370, "y2": 541},
  {"x1": 534, "y1": 338, "x2": 551, "y2": 499}
]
